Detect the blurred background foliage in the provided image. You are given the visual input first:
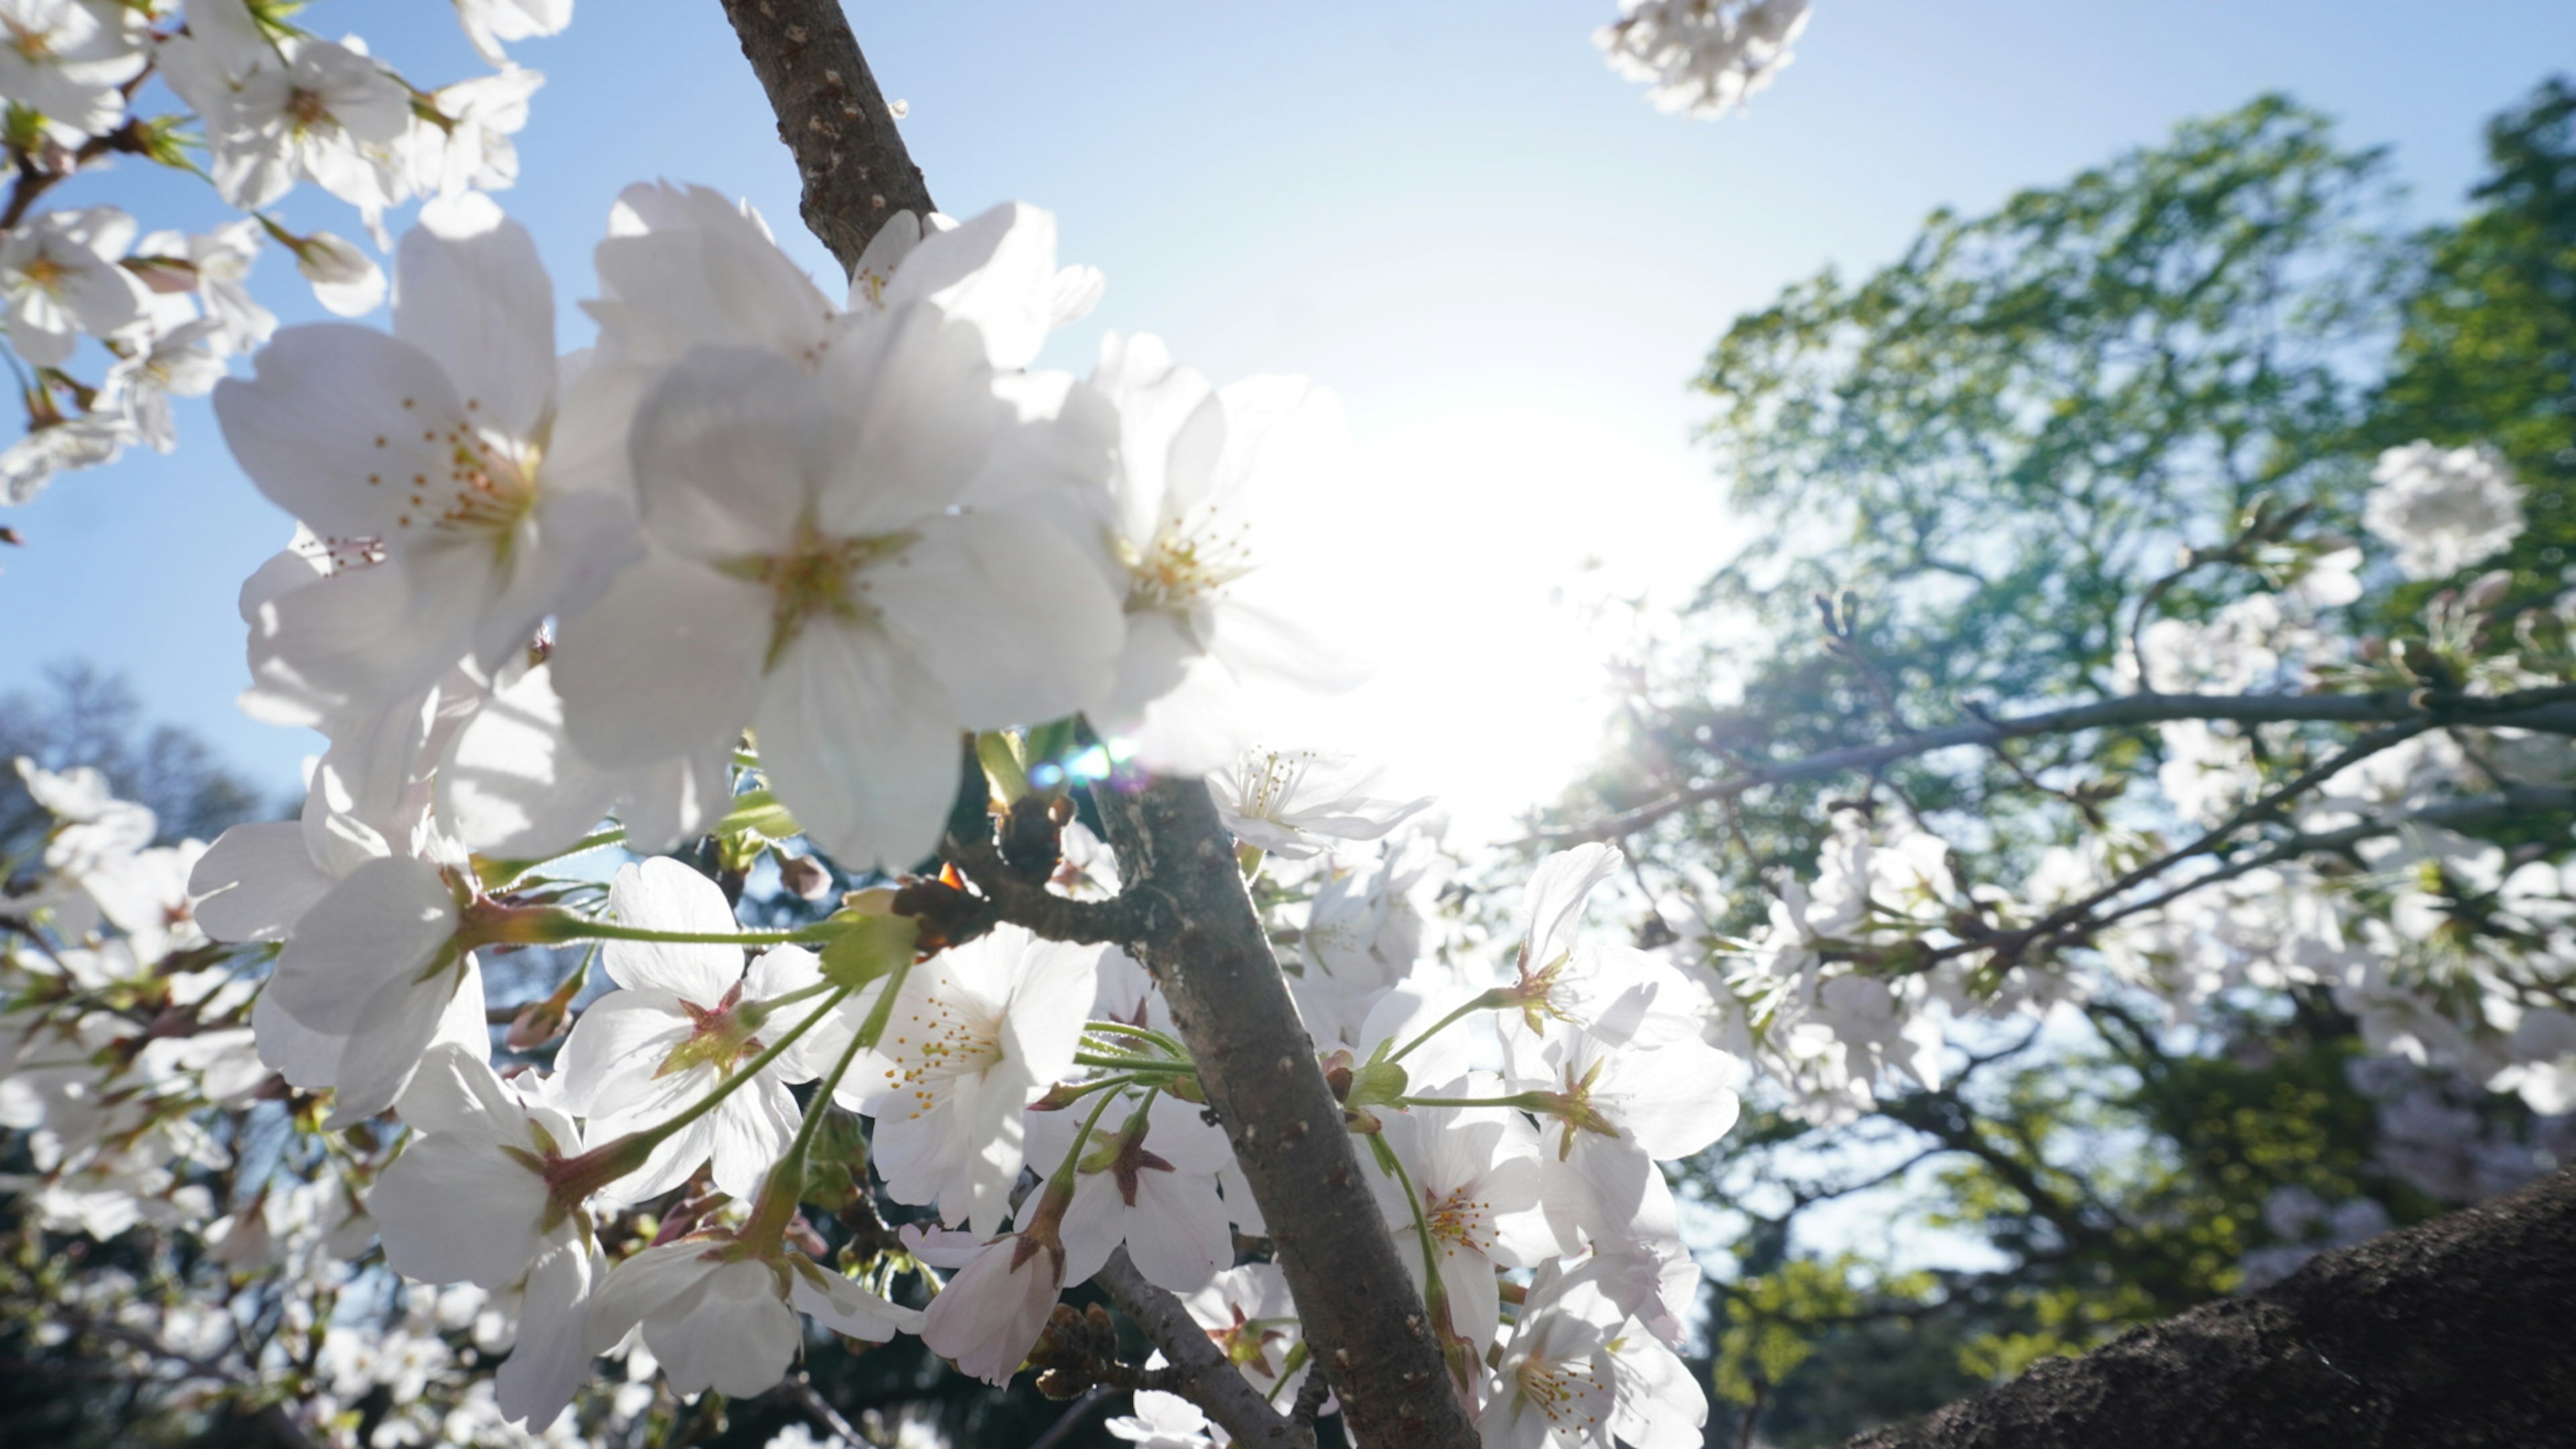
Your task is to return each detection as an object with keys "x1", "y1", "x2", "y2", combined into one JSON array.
[{"x1": 1538, "y1": 76, "x2": 2576, "y2": 1447}]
